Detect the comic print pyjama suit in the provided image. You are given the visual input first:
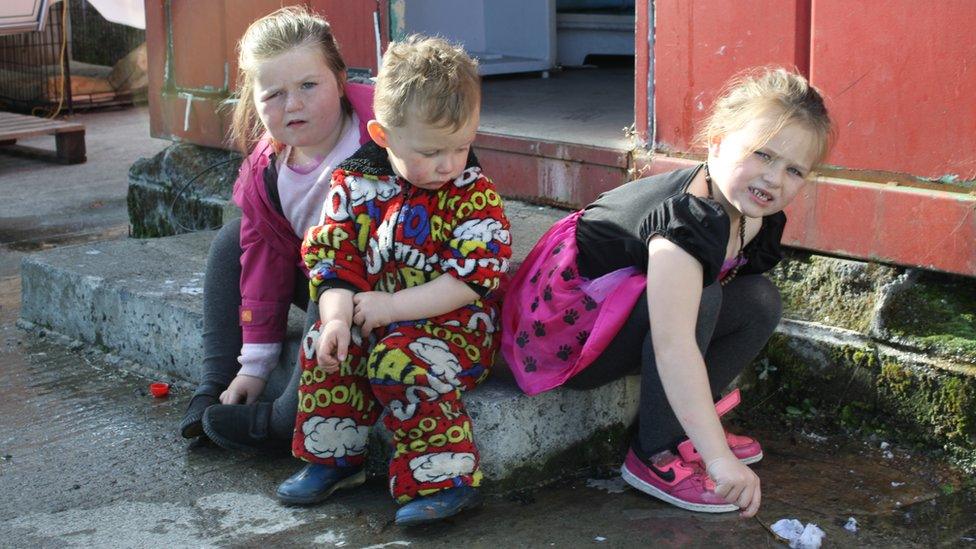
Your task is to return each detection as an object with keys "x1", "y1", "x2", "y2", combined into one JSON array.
[{"x1": 293, "y1": 142, "x2": 512, "y2": 502}]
